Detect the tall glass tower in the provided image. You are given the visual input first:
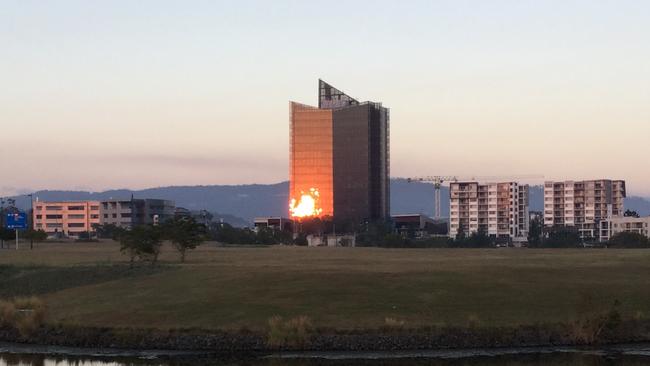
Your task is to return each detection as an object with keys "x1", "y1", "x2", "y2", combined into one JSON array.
[{"x1": 289, "y1": 80, "x2": 390, "y2": 223}]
